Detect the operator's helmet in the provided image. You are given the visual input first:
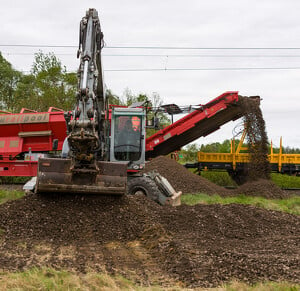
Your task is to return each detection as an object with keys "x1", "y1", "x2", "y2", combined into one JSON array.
[{"x1": 124, "y1": 119, "x2": 133, "y2": 130}]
